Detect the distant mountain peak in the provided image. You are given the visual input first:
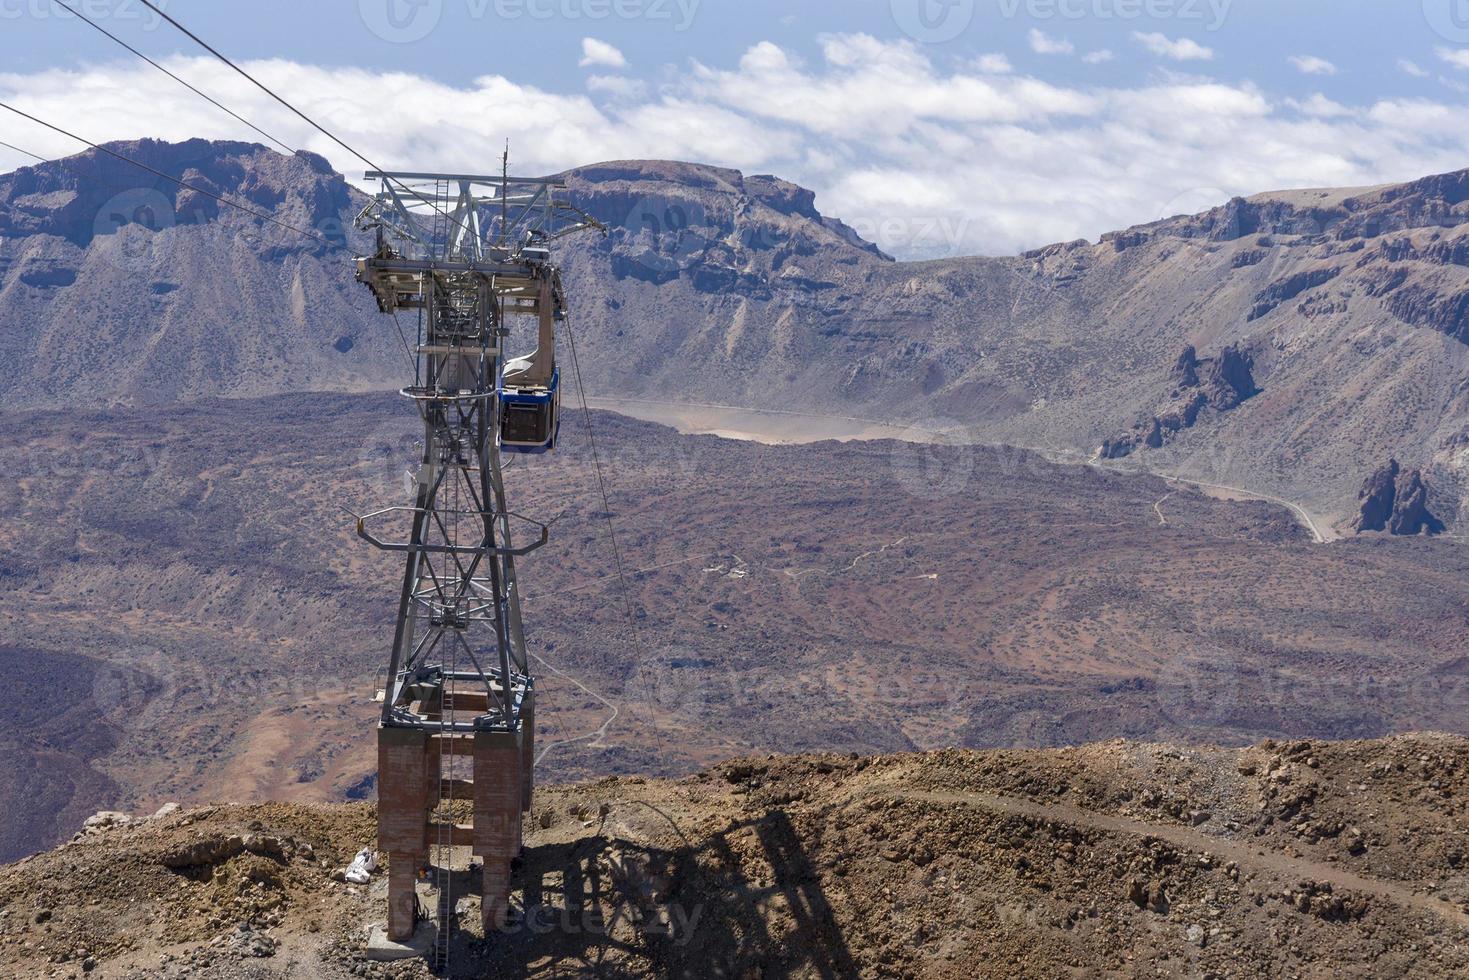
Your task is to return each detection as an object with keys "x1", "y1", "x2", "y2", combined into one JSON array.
[
  {"x1": 563, "y1": 157, "x2": 889, "y2": 261},
  {"x1": 0, "y1": 138, "x2": 355, "y2": 248},
  {"x1": 1103, "y1": 166, "x2": 1469, "y2": 249}
]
